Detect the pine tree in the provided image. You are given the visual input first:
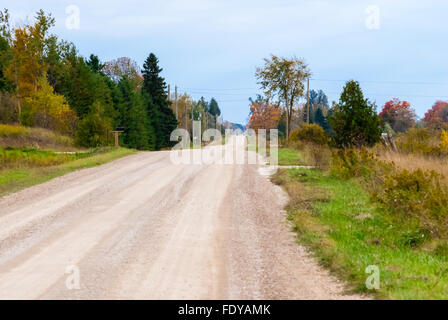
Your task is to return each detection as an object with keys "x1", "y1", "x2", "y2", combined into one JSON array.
[{"x1": 142, "y1": 53, "x2": 177, "y2": 149}]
